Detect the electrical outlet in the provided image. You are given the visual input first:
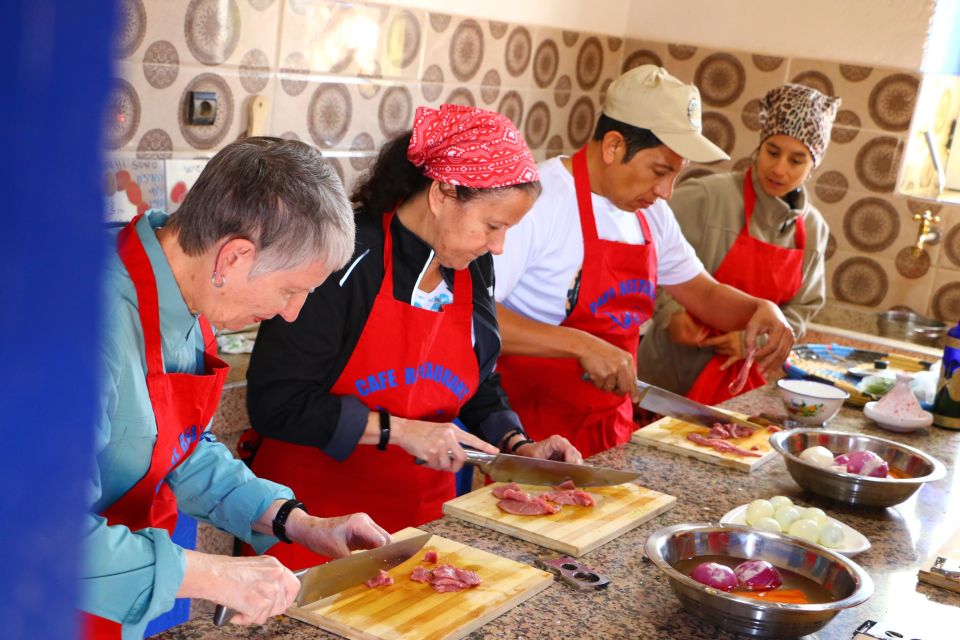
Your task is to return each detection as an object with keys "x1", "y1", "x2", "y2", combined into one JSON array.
[{"x1": 188, "y1": 91, "x2": 217, "y2": 126}]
